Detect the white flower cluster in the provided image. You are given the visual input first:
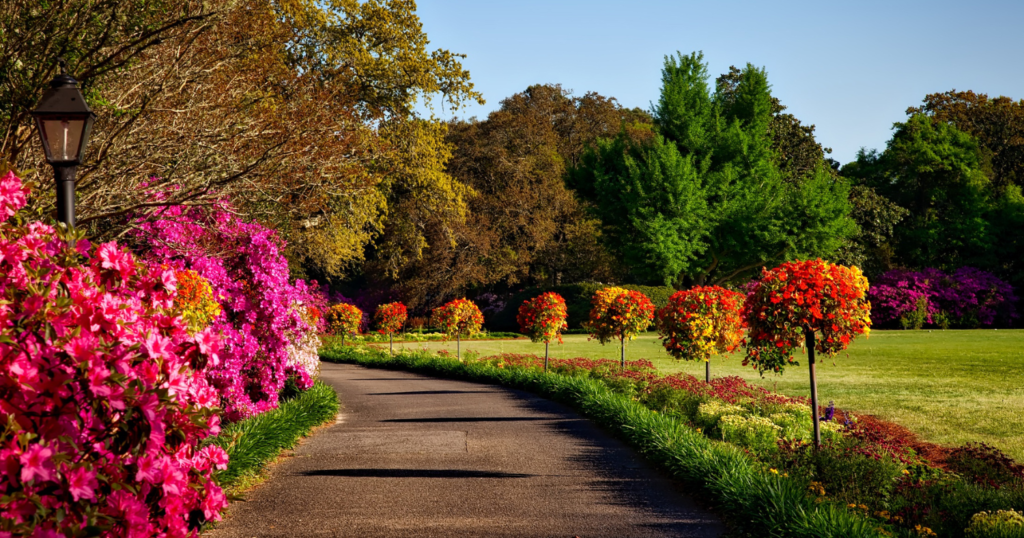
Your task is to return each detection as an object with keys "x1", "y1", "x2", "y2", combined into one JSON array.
[{"x1": 286, "y1": 328, "x2": 322, "y2": 378}]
